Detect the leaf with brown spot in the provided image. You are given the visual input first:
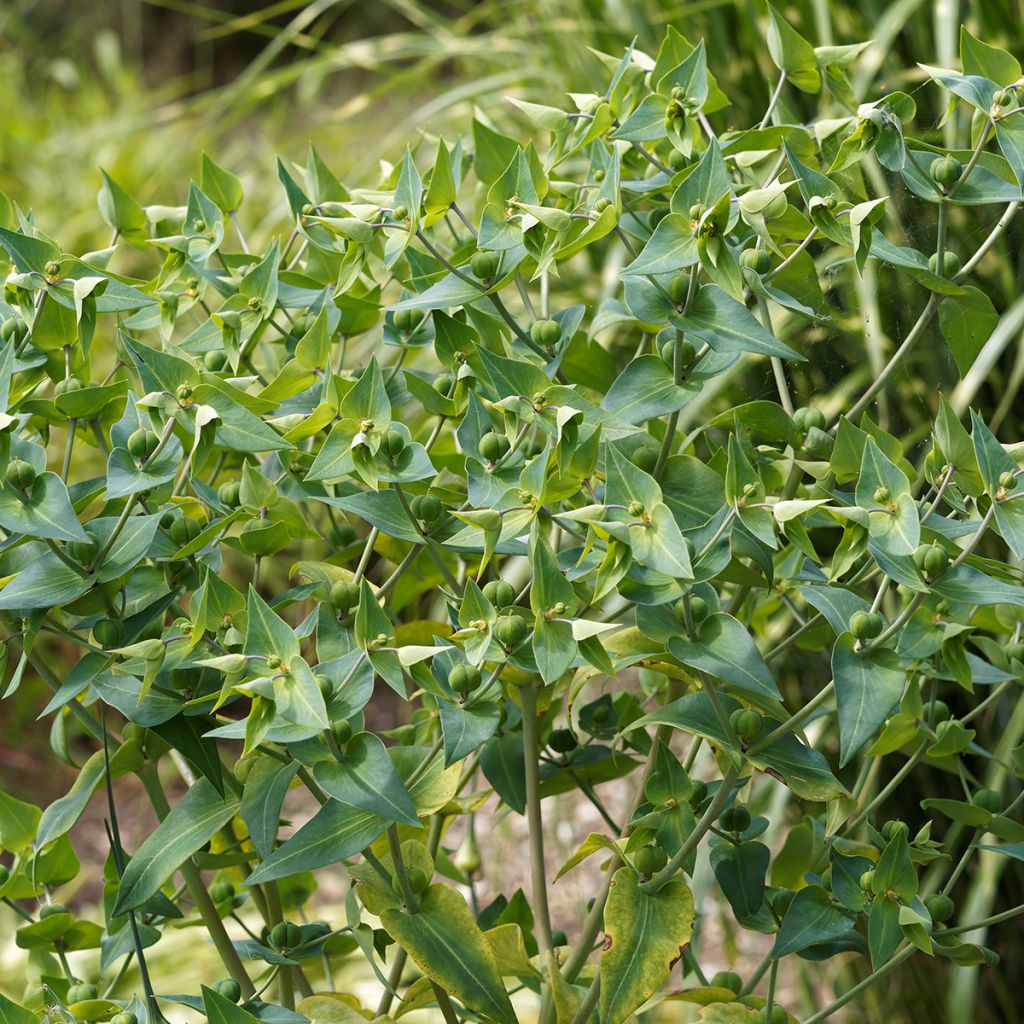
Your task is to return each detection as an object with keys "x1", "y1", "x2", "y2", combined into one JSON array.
[{"x1": 599, "y1": 866, "x2": 695, "y2": 1024}]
